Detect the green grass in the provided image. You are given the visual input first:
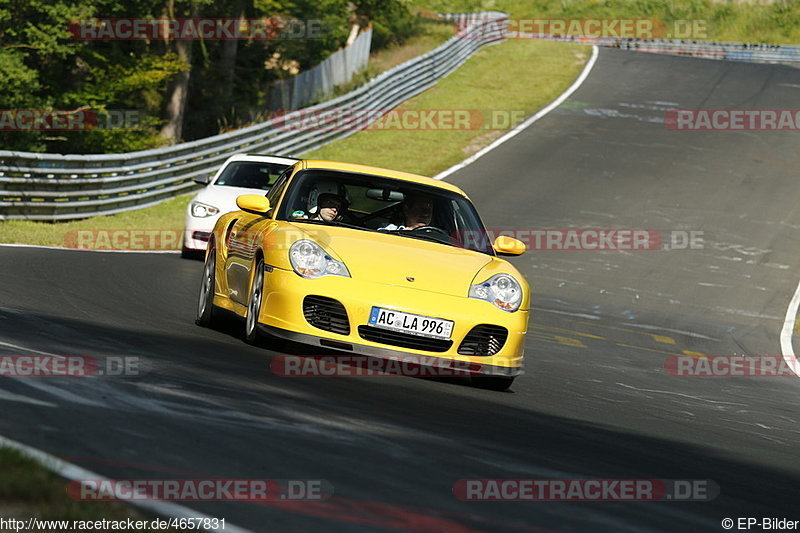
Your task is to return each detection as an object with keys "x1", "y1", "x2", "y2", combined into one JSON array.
[
  {"x1": 0, "y1": 195, "x2": 191, "y2": 248},
  {"x1": 414, "y1": 0, "x2": 800, "y2": 44},
  {"x1": 0, "y1": 38, "x2": 587, "y2": 247},
  {"x1": 0, "y1": 447, "x2": 178, "y2": 530},
  {"x1": 304, "y1": 39, "x2": 587, "y2": 176}
]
